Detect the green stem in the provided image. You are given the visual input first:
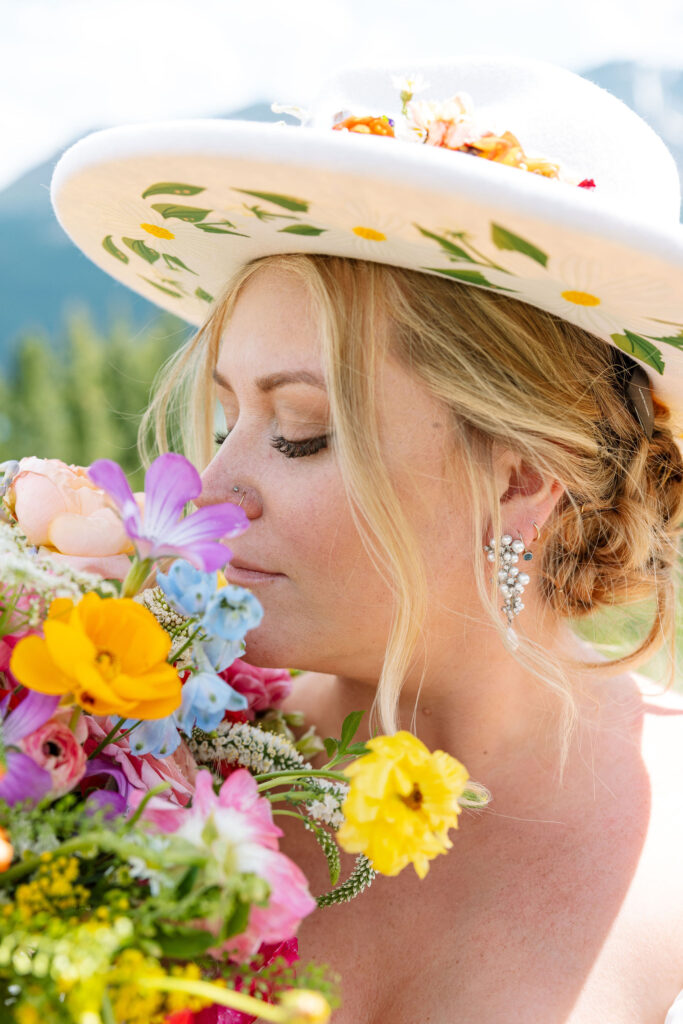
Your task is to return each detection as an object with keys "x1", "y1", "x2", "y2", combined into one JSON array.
[
  {"x1": 100, "y1": 989, "x2": 117, "y2": 1024},
  {"x1": 69, "y1": 706, "x2": 82, "y2": 732},
  {"x1": 449, "y1": 234, "x2": 508, "y2": 273},
  {"x1": 0, "y1": 587, "x2": 23, "y2": 636},
  {"x1": 88, "y1": 717, "x2": 126, "y2": 760},
  {"x1": 265, "y1": 790, "x2": 318, "y2": 803},
  {"x1": 255, "y1": 769, "x2": 348, "y2": 788},
  {"x1": 126, "y1": 781, "x2": 171, "y2": 827},
  {"x1": 171, "y1": 624, "x2": 203, "y2": 662},
  {"x1": 271, "y1": 808, "x2": 308, "y2": 820},
  {"x1": 121, "y1": 558, "x2": 153, "y2": 599},
  {"x1": 136, "y1": 975, "x2": 289, "y2": 1022}
]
